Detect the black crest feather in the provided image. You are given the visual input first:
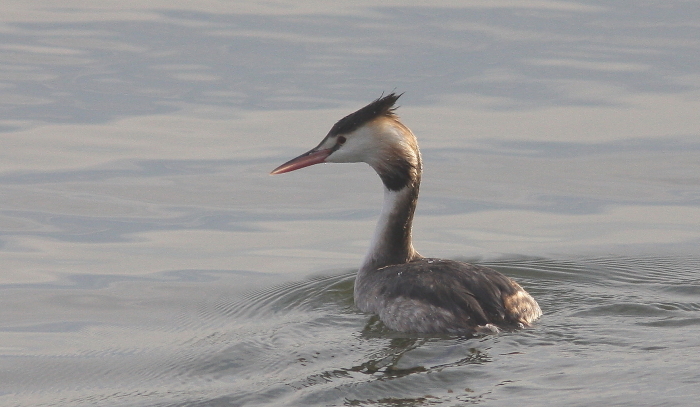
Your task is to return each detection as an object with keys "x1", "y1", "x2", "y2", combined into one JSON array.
[{"x1": 329, "y1": 93, "x2": 402, "y2": 136}]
